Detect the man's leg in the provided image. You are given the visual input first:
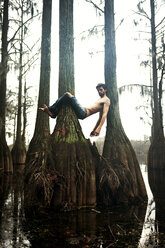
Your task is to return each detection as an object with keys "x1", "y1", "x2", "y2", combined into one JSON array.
[
  {"x1": 69, "y1": 97, "x2": 87, "y2": 120},
  {"x1": 48, "y1": 92, "x2": 73, "y2": 117},
  {"x1": 44, "y1": 92, "x2": 72, "y2": 118},
  {"x1": 39, "y1": 92, "x2": 86, "y2": 119}
]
